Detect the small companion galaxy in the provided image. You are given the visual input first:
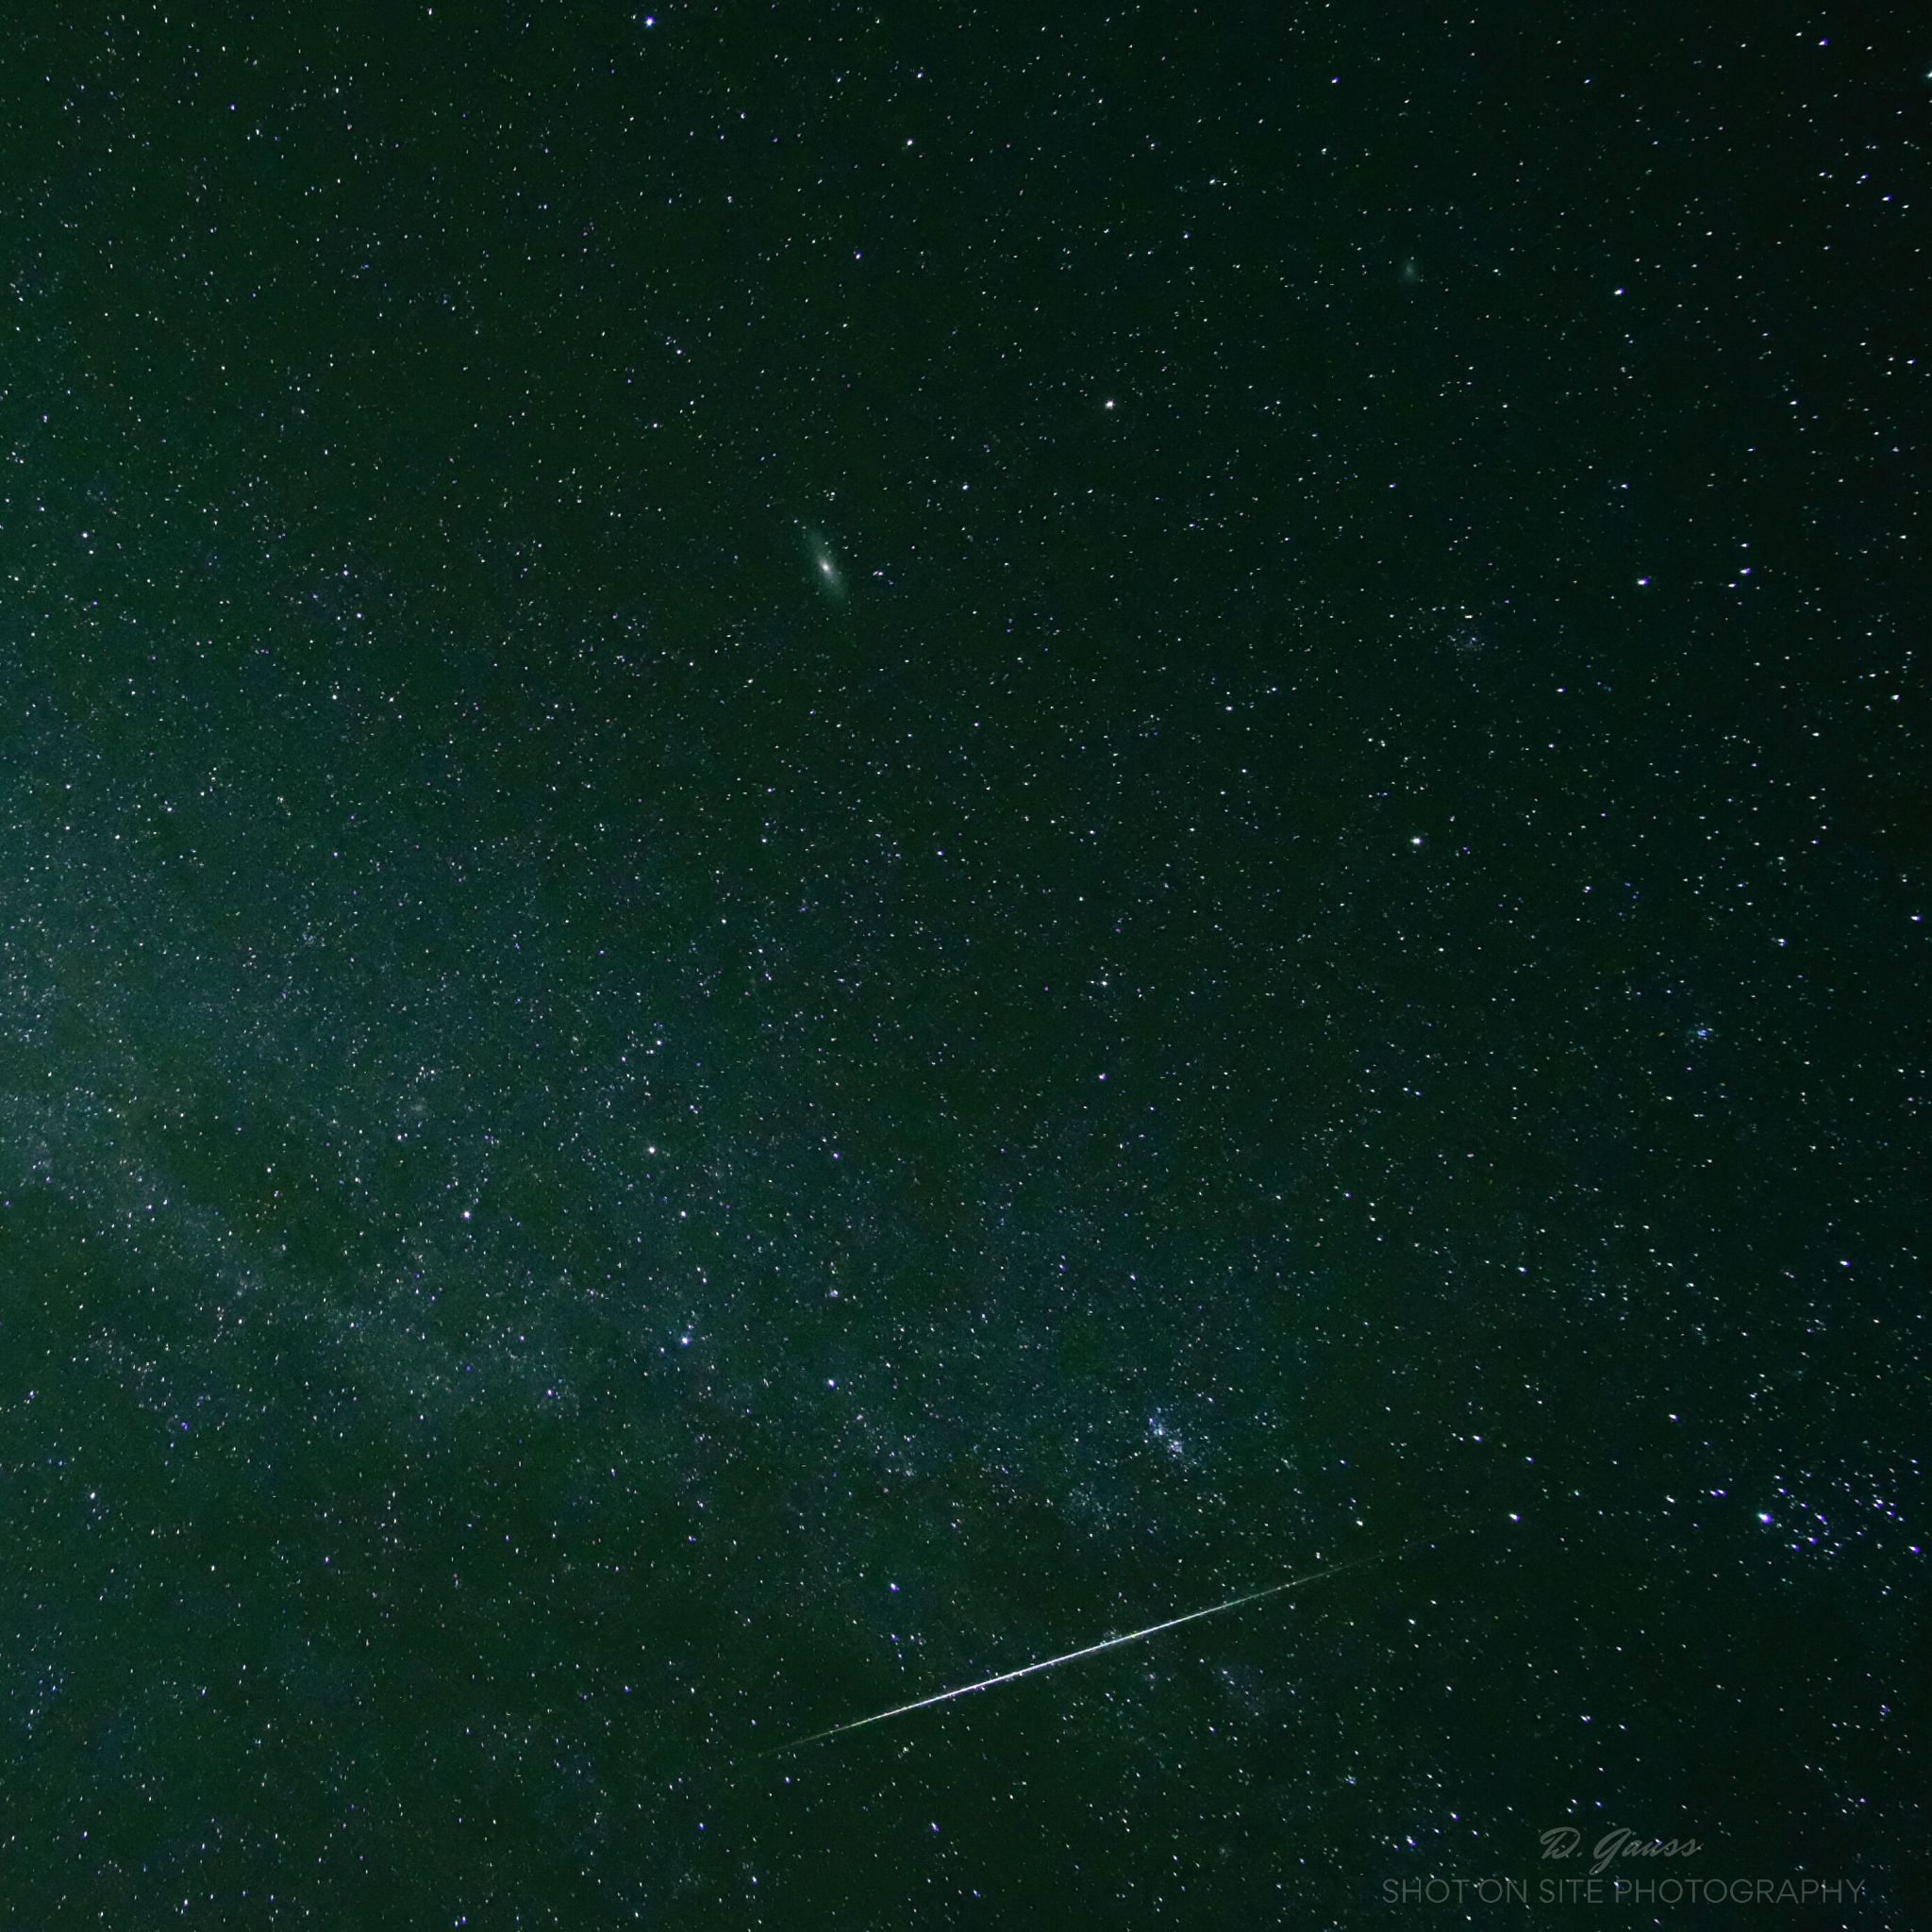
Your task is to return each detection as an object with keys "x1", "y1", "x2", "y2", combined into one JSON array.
[{"x1": 0, "y1": 7, "x2": 1921, "y2": 1926}]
